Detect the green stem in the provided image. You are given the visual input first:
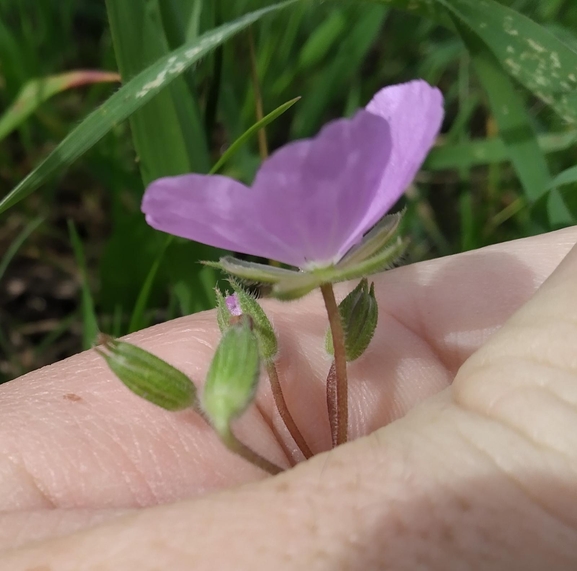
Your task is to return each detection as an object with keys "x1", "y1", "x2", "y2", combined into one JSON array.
[
  {"x1": 266, "y1": 361, "x2": 313, "y2": 459},
  {"x1": 222, "y1": 429, "x2": 283, "y2": 476},
  {"x1": 248, "y1": 26, "x2": 268, "y2": 160},
  {"x1": 320, "y1": 283, "x2": 348, "y2": 446},
  {"x1": 325, "y1": 361, "x2": 338, "y2": 448}
]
